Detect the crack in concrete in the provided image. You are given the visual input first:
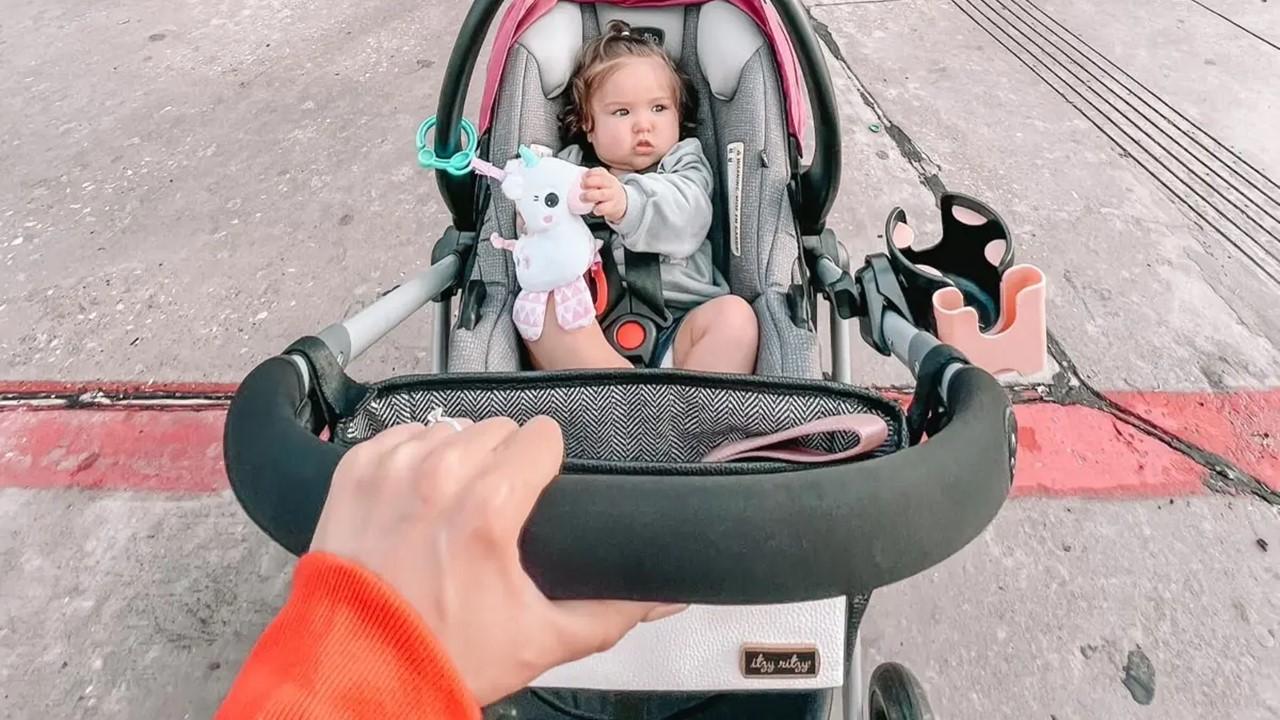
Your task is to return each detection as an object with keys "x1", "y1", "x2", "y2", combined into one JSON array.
[
  {"x1": 807, "y1": 6, "x2": 1278, "y2": 505},
  {"x1": 1046, "y1": 332, "x2": 1279, "y2": 504},
  {"x1": 807, "y1": 7, "x2": 947, "y2": 200},
  {"x1": 0, "y1": 389, "x2": 233, "y2": 408}
]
